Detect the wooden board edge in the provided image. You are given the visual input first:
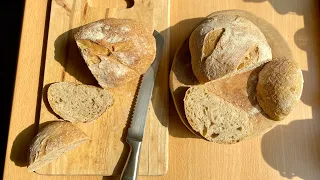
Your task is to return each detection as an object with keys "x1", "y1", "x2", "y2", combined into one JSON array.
[{"x1": 3, "y1": 0, "x2": 51, "y2": 178}]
